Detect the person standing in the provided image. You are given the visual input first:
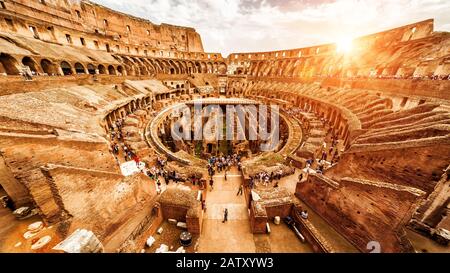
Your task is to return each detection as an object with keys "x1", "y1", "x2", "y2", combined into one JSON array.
[
  {"x1": 223, "y1": 208, "x2": 228, "y2": 223},
  {"x1": 224, "y1": 170, "x2": 227, "y2": 181}
]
